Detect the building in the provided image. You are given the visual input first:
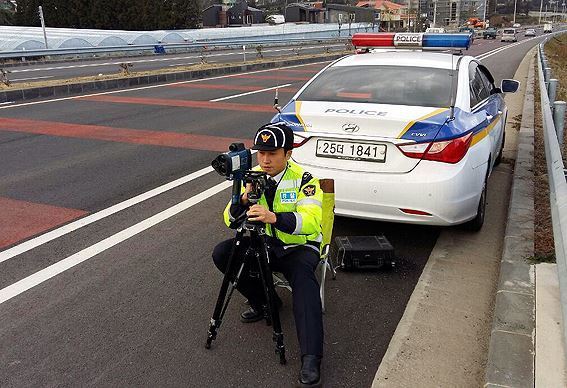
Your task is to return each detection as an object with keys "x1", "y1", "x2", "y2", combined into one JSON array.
[
  {"x1": 285, "y1": 3, "x2": 325, "y2": 23},
  {"x1": 228, "y1": 1, "x2": 264, "y2": 25},
  {"x1": 202, "y1": 1, "x2": 264, "y2": 27},
  {"x1": 357, "y1": 0, "x2": 415, "y2": 30}
]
